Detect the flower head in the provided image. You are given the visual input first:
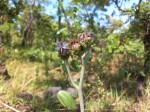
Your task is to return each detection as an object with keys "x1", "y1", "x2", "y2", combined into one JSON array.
[
  {"x1": 56, "y1": 41, "x2": 68, "y2": 51},
  {"x1": 78, "y1": 32, "x2": 95, "y2": 43},
  {"x1": 56, "y1": 41, "x2": 70, "y2": 58},
  {"x1": 56, "y1": 32, "x2": 95, "y2": 58},
  {"x1": 69, "y1": 39, "x2": 80, "y2": 51}
]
